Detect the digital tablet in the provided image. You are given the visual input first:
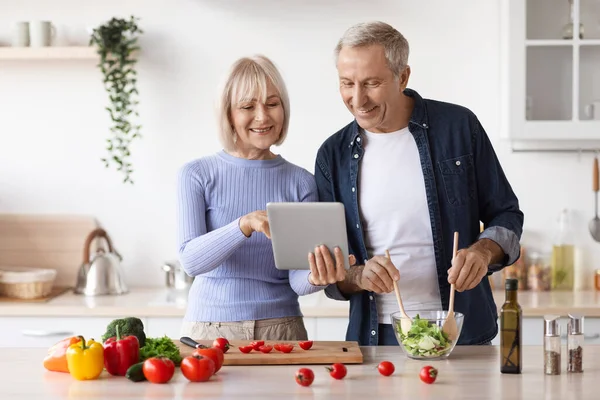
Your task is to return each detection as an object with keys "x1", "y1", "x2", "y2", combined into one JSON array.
[{"x1": 266, "y1": 202, "x2": 350, "y2": 271}]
